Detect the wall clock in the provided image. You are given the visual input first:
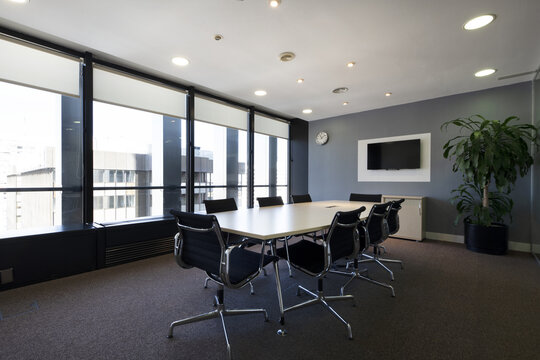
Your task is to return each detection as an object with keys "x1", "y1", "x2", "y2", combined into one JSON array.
[{"x1": 315, "y1": 131, "x2": 329, "y2": 145}]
